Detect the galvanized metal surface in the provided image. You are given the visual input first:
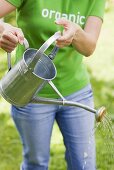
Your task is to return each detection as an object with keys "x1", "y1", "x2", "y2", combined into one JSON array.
[{"x1": 0, "y1": 32, "x2": 106, "y2": 122}]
